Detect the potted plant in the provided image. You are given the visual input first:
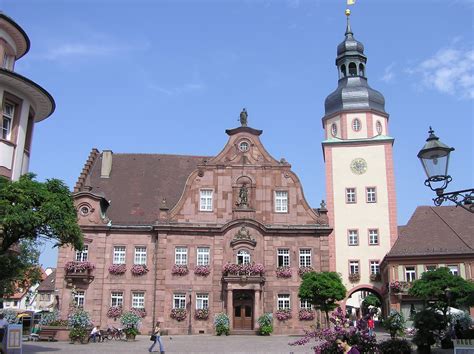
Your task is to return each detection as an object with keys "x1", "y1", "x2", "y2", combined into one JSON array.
[
  {"x1": 298, "y1": 309, "x2": 315, "y2": 321},
  {"x1": 275, "y1": 309, "x2": 292, "y2": 321},
  {"x1": 257, "y1": 313, "x2": 273, "y2": 335},
  {"x1": 108, "y1": 264, "x2": 126, "y2": 275},
  {"x1": 171, "y1": 264, "x2": 189, "y2": 276},
  {"x1": 195, "y1": 308, "x2": 209, "y2": 320},
  {"x1": 194, "y1": 265, "x2": 211, "y2": 277},
  {"x1": 170, "y1": 308, "x2": 187, "y2": 321},
  {"x1": 39, "y1": 310, "x2": 70, "y2": 341},
  {"x1": 130, "y1": 264, "x2": 148, "y2": 276},
  {"x1": 276, "y1": 266, "x2": 292, "y2": 278},
  {"x1": 68, "y1": 308, "x2": 92, "y2": 344},
  {"x1": 120, "y1": 311, "x2": 141, "y2": 341},
  {"x1": 298, "y1": 266, "x2": 314, "y2": 277},
  {"x1": 348, "y1": 273, "x2": 360, "y2": 282},
  {"x1": 214, "y1": 312, "x2": 230, "y2": 336},
  {"x1": 64, "y1": 261, "x2": 95, "y2": 273},
  {"x1": 106, "y1": 306, "x2": 123, "y2": 319}
]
